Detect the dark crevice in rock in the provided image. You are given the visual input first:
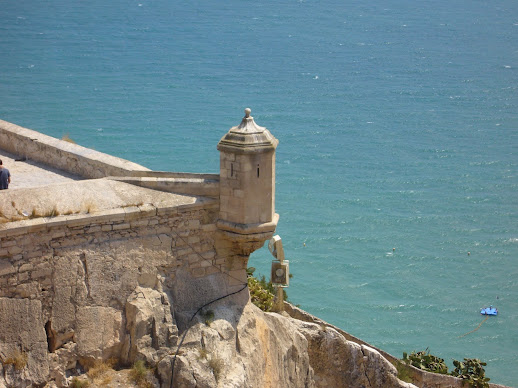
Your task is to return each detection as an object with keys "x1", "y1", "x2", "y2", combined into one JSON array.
[
  {"x1": 360, "y1": 347, "x2": 373, "y2": 388},
  {"x1": 78, "y1": 252, "x2": 91, "y2": 302},
  {"x1": 45, "y1": 320, "x2": 57, "y2": 352},
  {"x1": 152, "y1": 317, "x2": 159, "y2": 349},
  {"x1": 200, "y1": 333, "x2": 206, "y2": 350},
  {"x1": 235, "y1": 328, "x2": 241, "y2": 353}
]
